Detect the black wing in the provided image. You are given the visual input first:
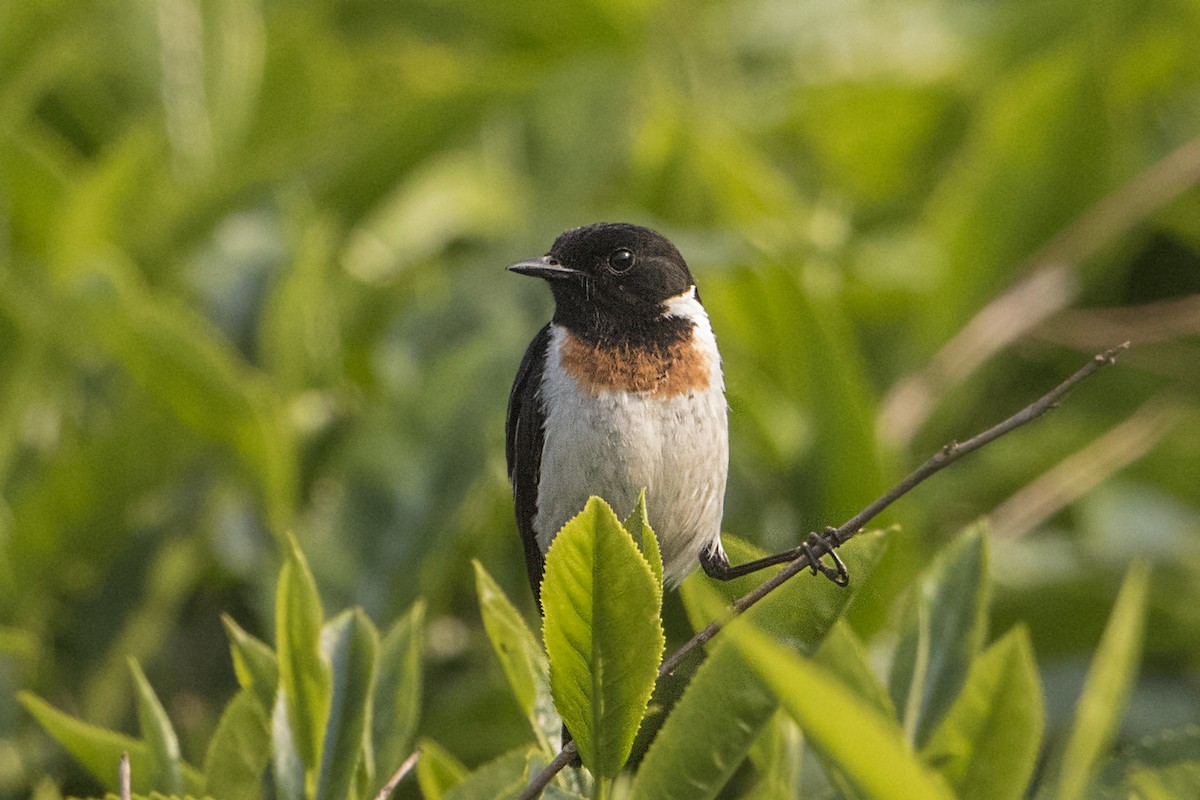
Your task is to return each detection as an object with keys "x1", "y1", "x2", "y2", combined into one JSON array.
[{"x1": 506, "y1": 323, "x2": 552, "y2": 605}]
